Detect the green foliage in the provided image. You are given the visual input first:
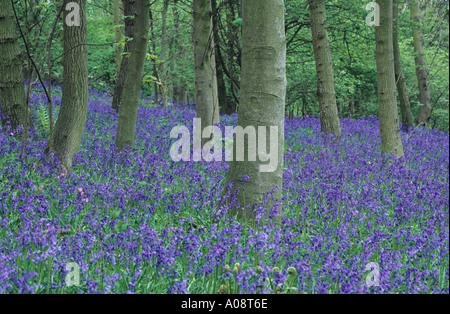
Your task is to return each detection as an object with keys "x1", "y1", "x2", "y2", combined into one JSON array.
[
  {"x1": 432, "y1": 108, "x2": 449, "y2": 132},
  {"x1": 86, "y1": 11, "x2": 117, "y2": 89},
  {"x1": 143, "y1": 74, "x2": 161, "y2": 85},
  {"x1": 35, "y1": 102, "x2": 57, "y2": 136},
  {"x1": 232, "y1": 18, "x2": 242, "y2": 26},
  {"x1": 36, "y1": 102, "x2": 50, "y2": 134},
  {"x1": 11, "y1": 0, "x2": 448, "y2": 131}
]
